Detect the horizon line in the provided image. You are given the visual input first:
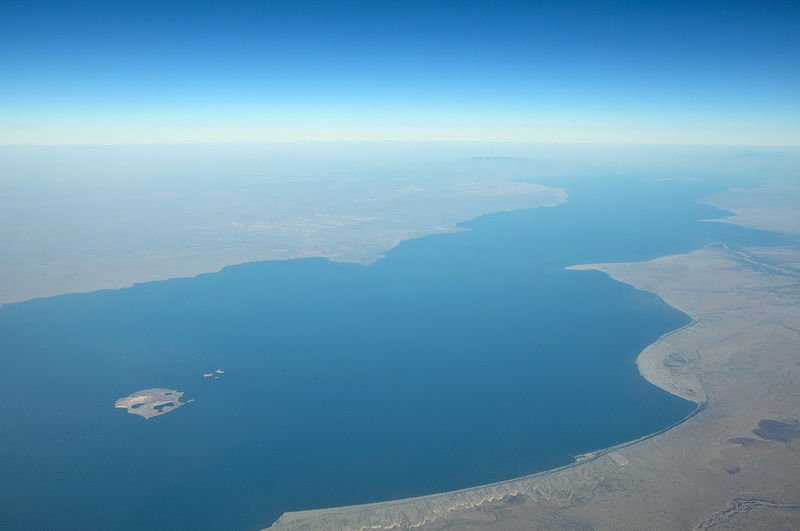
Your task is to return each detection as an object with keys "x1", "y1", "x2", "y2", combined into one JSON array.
[{"x1": 2, "y1": 140, "x2": 799, "y2": 149}]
